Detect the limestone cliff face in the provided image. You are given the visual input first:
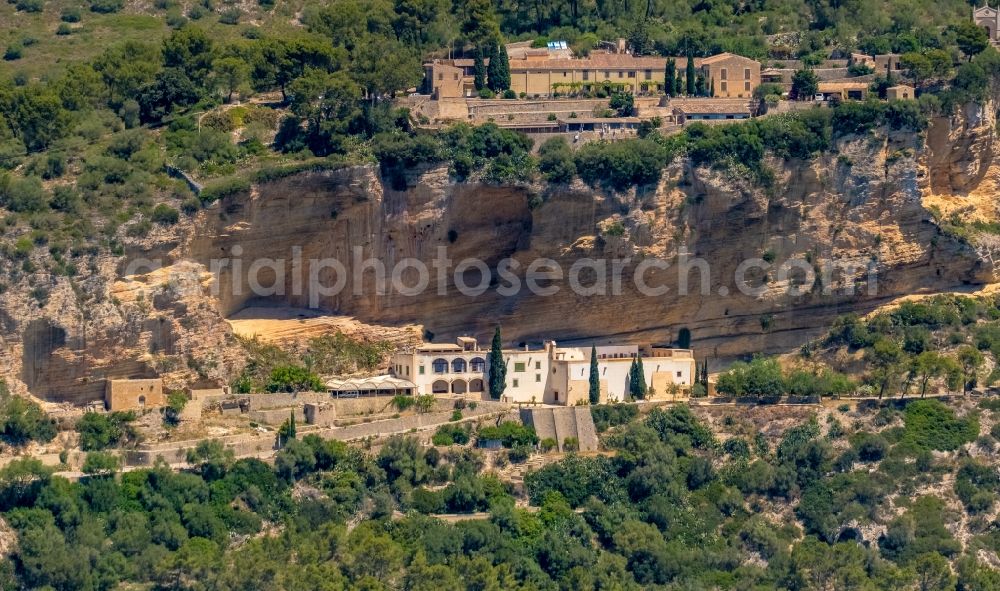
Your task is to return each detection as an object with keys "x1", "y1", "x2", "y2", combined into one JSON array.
[
  {"x1": 186, "y1": 108, "x2": 995, "y2": 364},
  {"x1": 1, "y1": 104, "x2": 996, "y2": 403}
]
